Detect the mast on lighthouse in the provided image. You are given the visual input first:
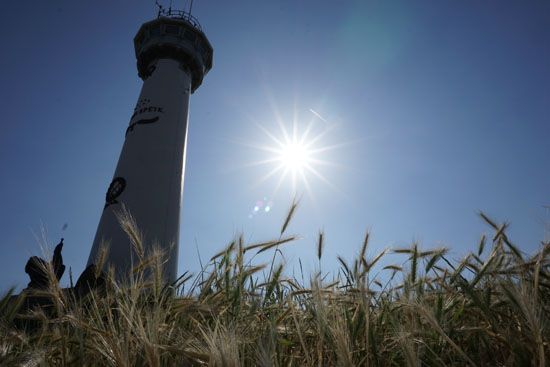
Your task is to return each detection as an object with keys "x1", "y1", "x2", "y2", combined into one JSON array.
[{"x1": 87, "y1": 5, "x2": 213, "y2": 284}]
